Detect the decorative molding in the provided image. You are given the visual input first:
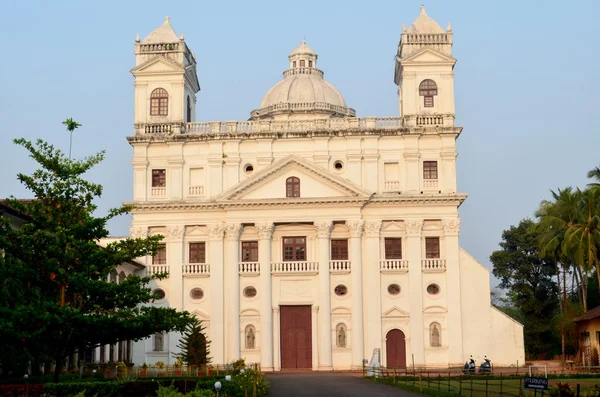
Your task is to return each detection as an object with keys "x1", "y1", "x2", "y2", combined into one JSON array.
[
  {"x1": 314, "y1": 220, "x2": 333, "y2": 238},
  {"x1": 346, "y1": 220, "x2": 364, "y2": 238},
  {"x1": 364, "y1": 220, "x2": 382, "y2": 237},
  {"x1": 442, "y1": 218, "x2": 461, "y2": 236},
  {"x1": 272, "y1": 307, "x2": 280, "y2": 314},
  {"x1": 207, "y1": 223, "x2": 225, "y2": 240},
  {"x1": 166, "y1": 225, "x2": 184, "y2": 240},
  {"x1": 405, "y1": 219, "x2": 424, "y2": 237},
  {"x1": 225, "y1": 223, "x2": 242, "y2": 241},
  {"x1": 312, "y1": 305, "x2": 319, "y2": 314},
  {"x1": 256, "y1": 222, "x2": 274, "y2": 240},
  {"x1": 129, "y1": 226, "x2": 147, "y2": 239}
]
